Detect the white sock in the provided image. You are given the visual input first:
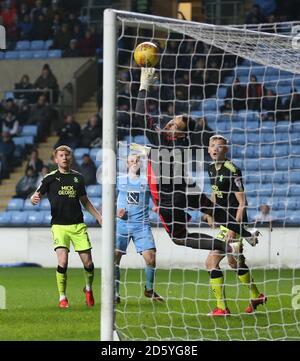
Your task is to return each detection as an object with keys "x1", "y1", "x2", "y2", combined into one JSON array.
[
  {"x1": 59, "y1": 295, "x2": 66, "y2": 301},
  {"x1": 85, "y1": 285, "x2": 91, "y2": 292}
]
